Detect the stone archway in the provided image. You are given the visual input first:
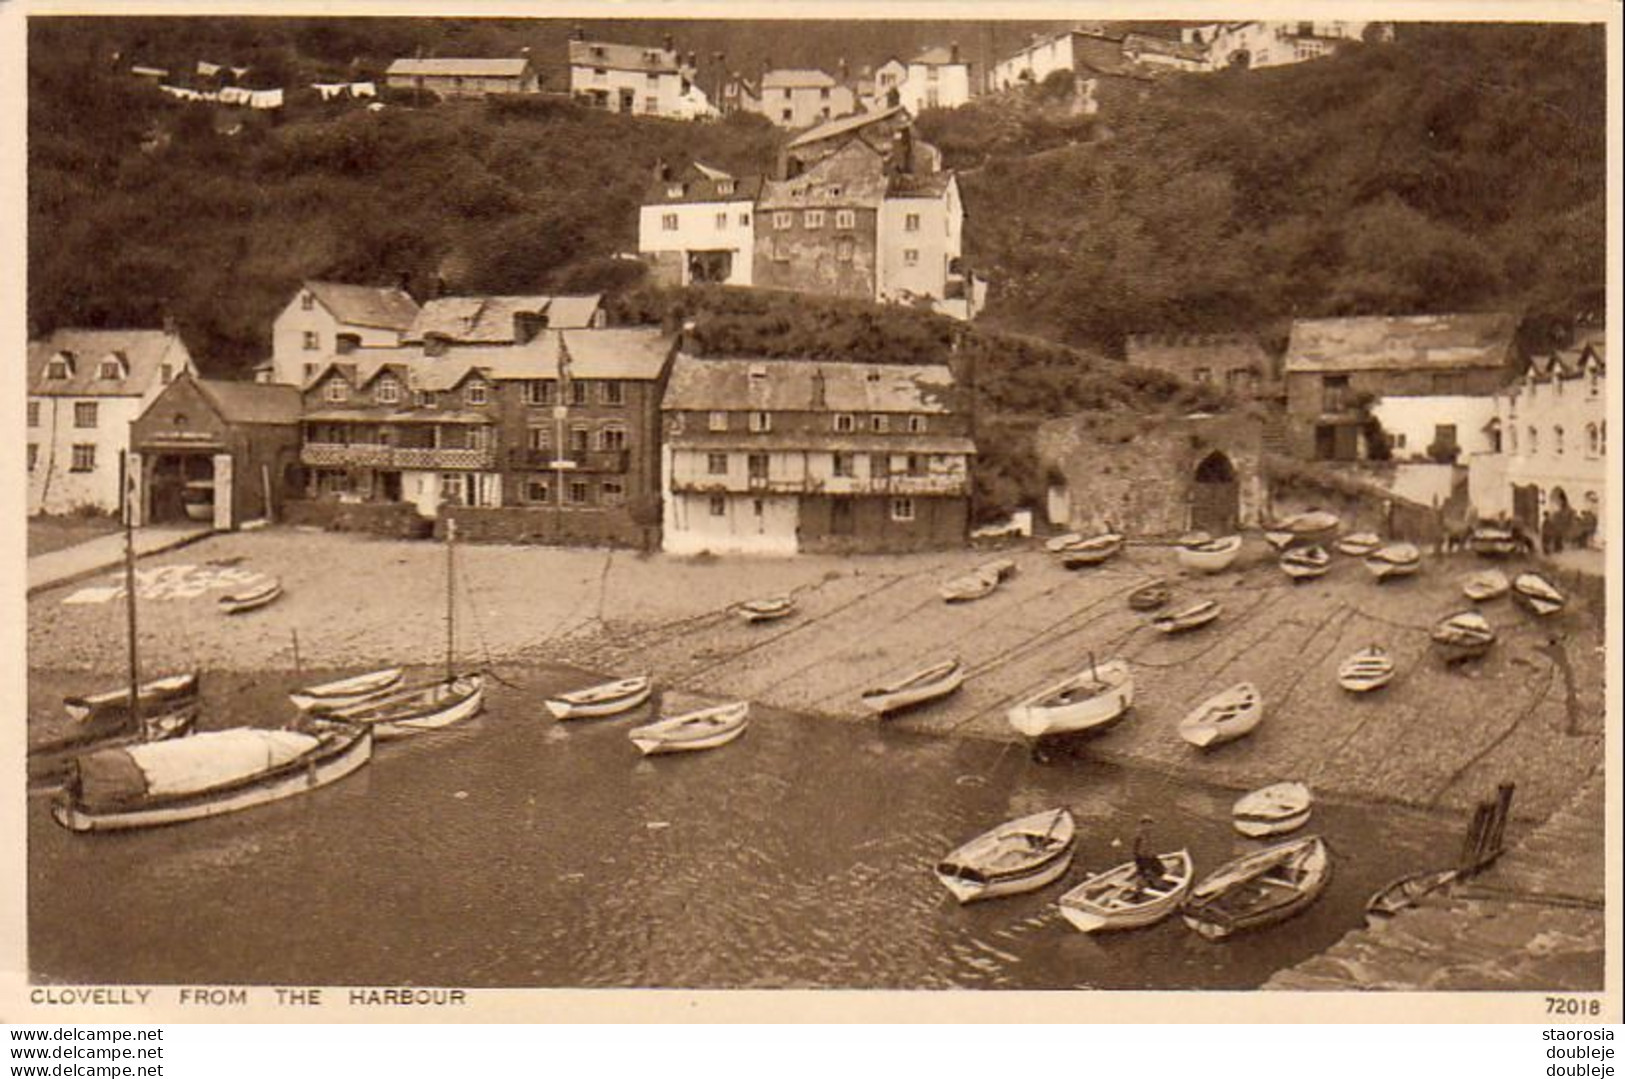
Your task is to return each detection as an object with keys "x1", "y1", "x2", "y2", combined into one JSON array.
[{"x1": 1190, "y1": 451, "x2": 1239, "y2": 534}]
